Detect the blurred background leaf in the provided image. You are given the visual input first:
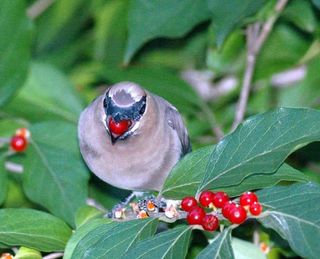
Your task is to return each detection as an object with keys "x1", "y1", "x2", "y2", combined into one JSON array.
[
  {"x1": 125, "y1": 0, "x2": 210, "y2": 63},
  {"x1": 0, "y1": 0, "x2": 32, "y2": 106}
]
